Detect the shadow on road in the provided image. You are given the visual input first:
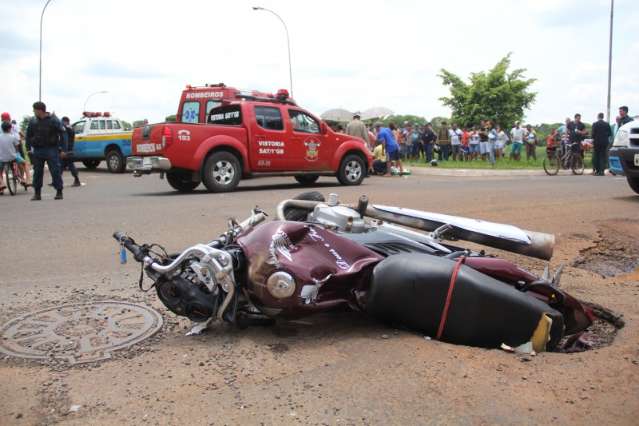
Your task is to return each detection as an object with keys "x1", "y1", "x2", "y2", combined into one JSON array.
[
  {"x1": 612, "y1": 195, "x2": 639, "y2": 203},
  {"x1": 131, "y1": 181, "x2": 345, "y2": 197}
]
